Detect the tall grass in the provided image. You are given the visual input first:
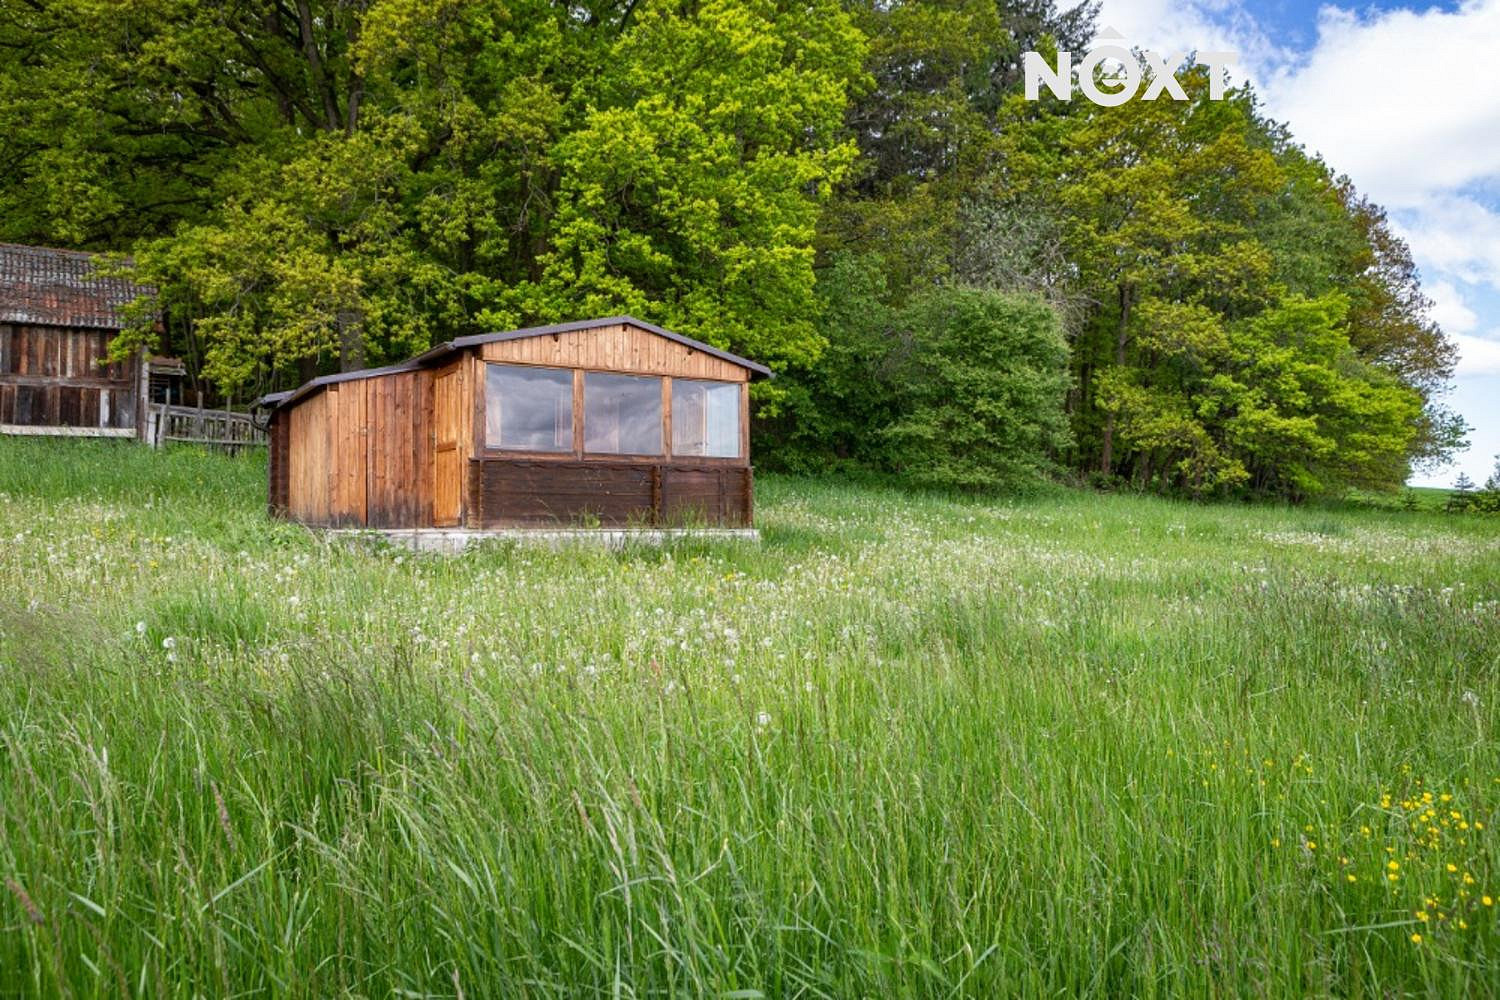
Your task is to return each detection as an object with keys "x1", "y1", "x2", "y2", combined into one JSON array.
[{"x1": 0, "y1": 438, "x2": 1496, "y2": 996}]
